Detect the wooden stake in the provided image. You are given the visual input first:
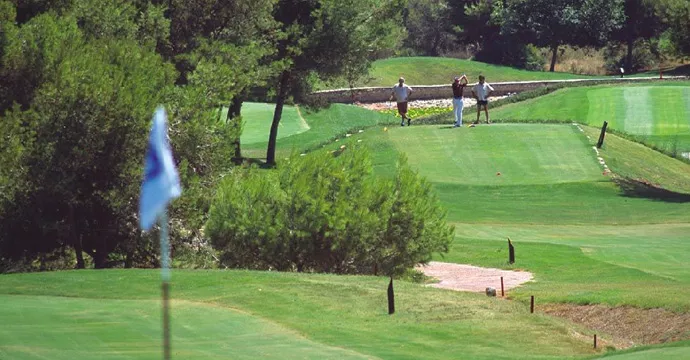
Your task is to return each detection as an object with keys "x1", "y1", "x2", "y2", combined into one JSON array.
[
  {"x1": 594, "y1": 334, "x2": 597, "y2": 349},
  {"x1": 500, "y1": 276, "x2": 505, "y2": 297},
  {"x1": 596, "y1": 121, "x2": 608, "y2": 148},
  {"x1": 530, "y1": 295, "x2": 534, "y2": 313},
  {"x1": 508, "y1": 237, "x2": 515, "y2": 264},
  {"x1": 387, "y1": 277, "x2": 395, "y2": 315}
]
